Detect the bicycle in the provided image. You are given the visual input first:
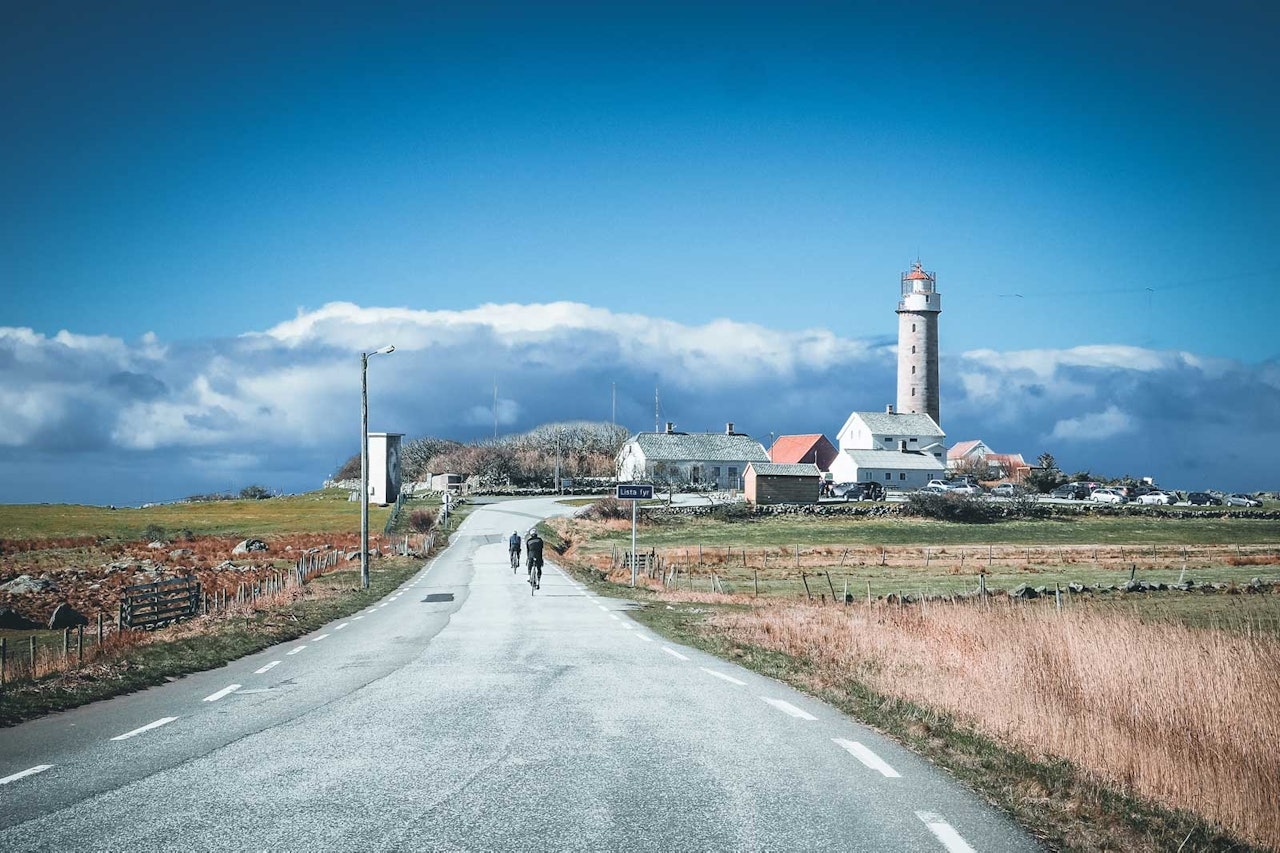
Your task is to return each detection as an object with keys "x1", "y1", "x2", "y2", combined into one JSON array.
[
  {"x1": 527, "y1": 556, "x2": 543, "y2": 594},
  {"x1": 510, "y1": 548, "x2": 521, "y2": 573}
]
